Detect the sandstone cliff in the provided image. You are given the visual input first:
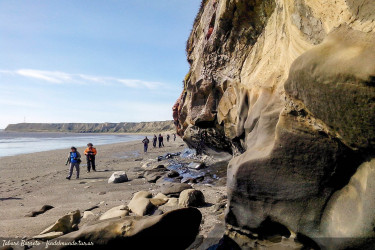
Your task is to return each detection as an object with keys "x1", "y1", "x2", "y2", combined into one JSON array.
[
  {"x1": 5, "y1": 121, "x2": 174, "y2": 133},
  {"x1": 174, "y1": 0, "x2": 375, "y2": 248}
]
